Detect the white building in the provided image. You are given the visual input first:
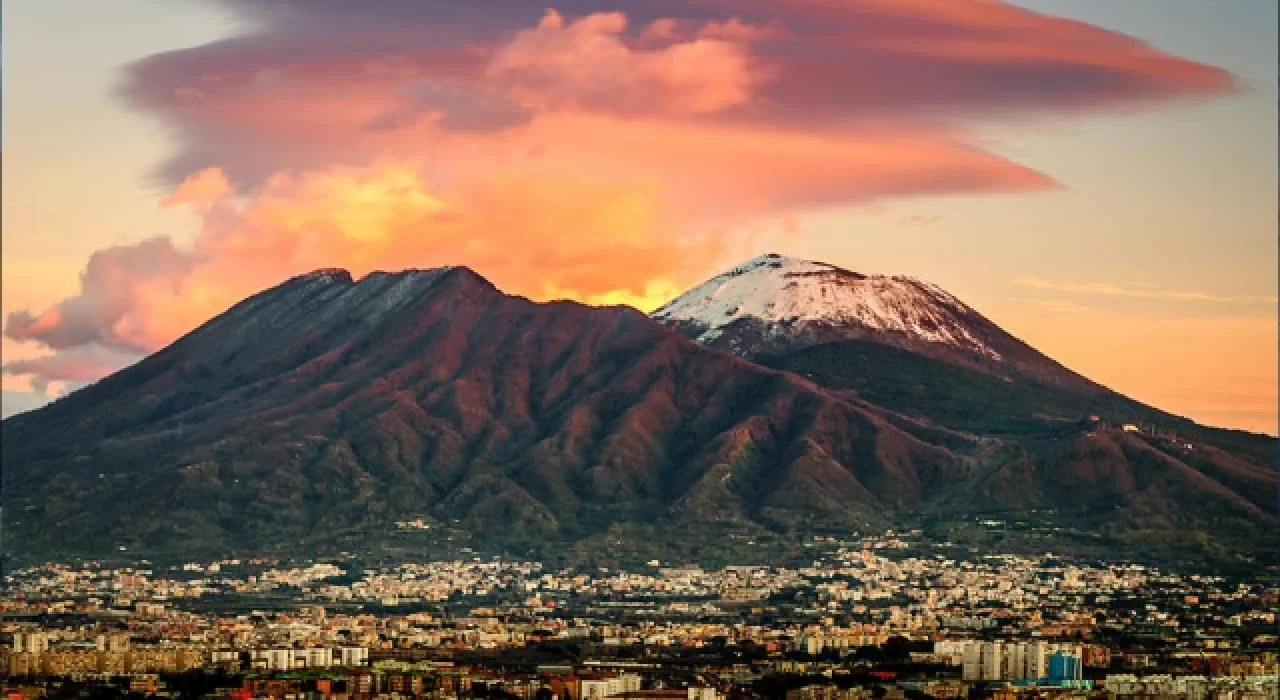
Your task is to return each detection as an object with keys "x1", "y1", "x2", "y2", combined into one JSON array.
[
  {"x1": 962, "y1": 643, "x2": 982, "y2": 681},
  {"x1": 249, "y1": 646, "x2": 367, "y2": 670},
  {"x1": 337, "y1": 646, "x2": 369, "y2": 667},
  {"x1": 981, "y1": 642, "x2": 1003, "y2": 681},
  {"x1": 958, "y1": 640, "x2": 1074, "y2": 681},
  {"x1": 211, "y1": 650, "x2": 240, "y2": 668},
  {"x1": 961, "y1": 641, "x2": 1006, "y2": 681},
  {"x1": 294, "y1": 648, "x2": 334, "y2": 668},
  {"x1": 12, "y1": 632, "x2": 49, "y2": 654},
  {"x1": 799, "y1": 636, "x2": 825, "y2": 655},
  {"x1": 95, "y1": 633, "x2": 130, "y2": 653},
  {"x1": 1104, "y1": 674, "x2": 1279, "y2": 700},
  {"x1": 1002, "y1": 643, "x2": 1025, "y2": 681},
  {"x1": 581, "y1": 674, "x2": 643, "y2": 699},
  {"x1": 252, "y1": 649, "x2": 293, "y2": 670},
  {"x1": 1026, "y1": 641, "x2": 1048, "y2": 680}
]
